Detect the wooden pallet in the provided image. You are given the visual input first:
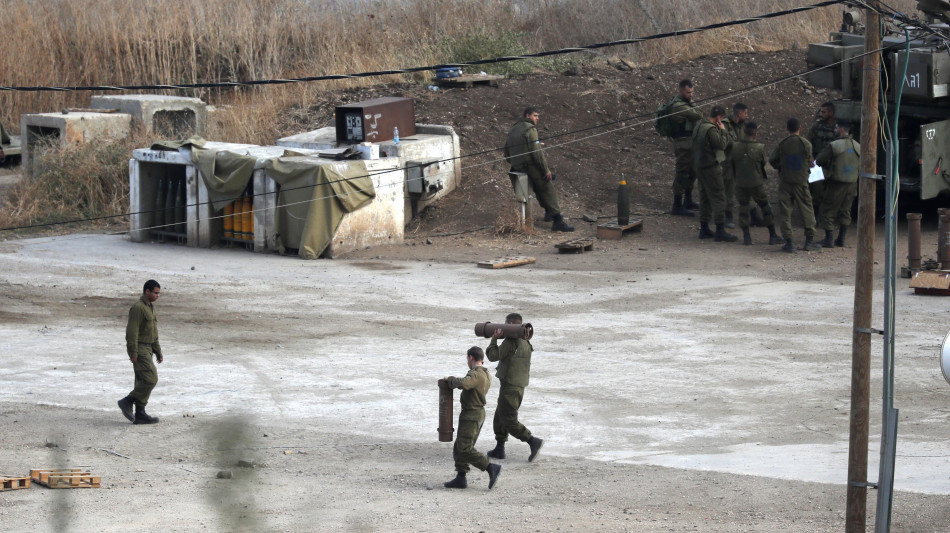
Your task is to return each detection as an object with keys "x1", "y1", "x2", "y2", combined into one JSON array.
[
  {"x1": 596, "y1": 219, "x2": 643, "y2": 240},
  {"x1": 555, "y1": 238, "x2": 594, "y2": 254},
  {"x1": 437, "y1": 74, "x2": 504, "y2": 88},
  {"x1": 31, "y1": 469, "x2": 100, "y2": 489},
  {"x1": 0, "y1": 476, "x2": 31, "y2": 491},
  {"x1": 477, "y1": 256, "x2": 536, "y2": 269}
]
